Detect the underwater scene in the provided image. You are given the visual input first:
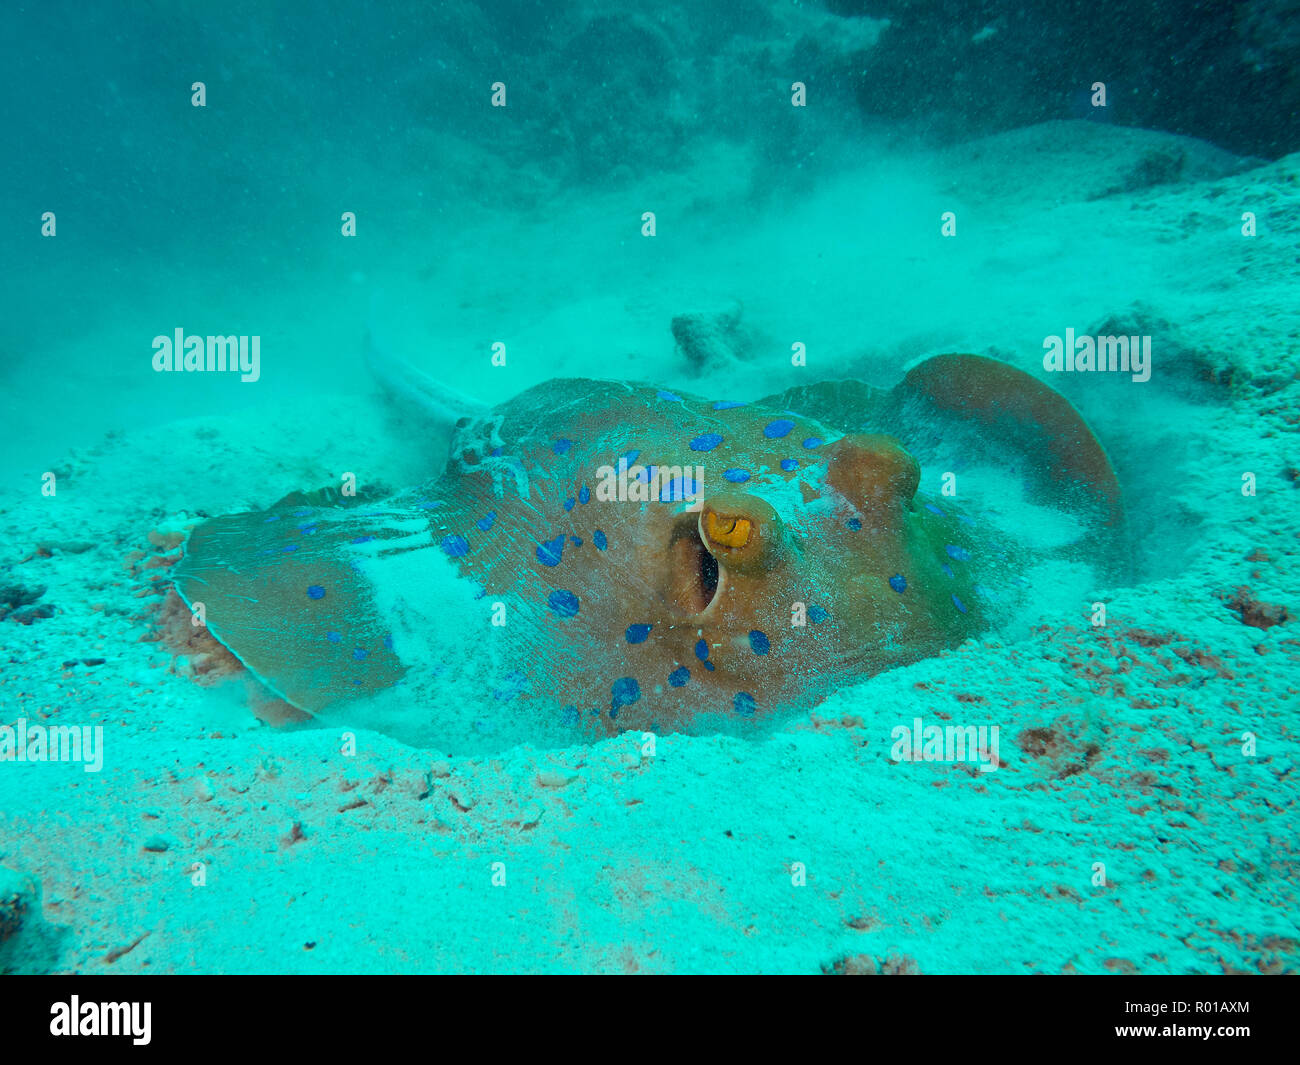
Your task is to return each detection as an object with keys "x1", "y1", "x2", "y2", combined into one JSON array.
[{"x1": 1, "y1": 0, "x2": 1298, "y2": 979}]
